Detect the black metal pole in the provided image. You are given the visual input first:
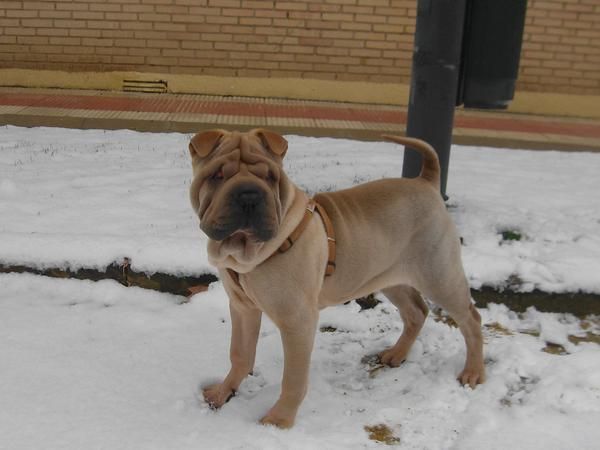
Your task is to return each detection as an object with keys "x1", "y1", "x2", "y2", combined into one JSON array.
[{"x1": 402, "y1": 0, "x2": 467, "y2": 199}]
